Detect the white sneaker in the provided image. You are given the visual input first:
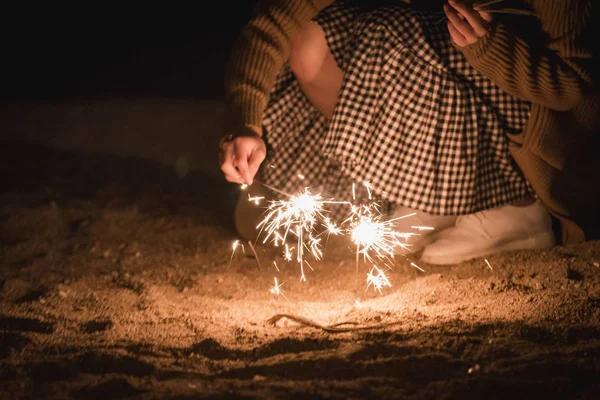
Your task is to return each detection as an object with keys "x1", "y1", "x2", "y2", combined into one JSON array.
[
  {"x1": 420, "y1": 201, "x2": 556, "y2": 265},
  {"x1": 390, "y1": 206, "x2": 457, "y2": 254}
]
